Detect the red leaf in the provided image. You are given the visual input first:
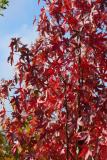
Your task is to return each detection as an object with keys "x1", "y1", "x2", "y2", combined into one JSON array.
[
  {"x1": 0, "y1": 107, "x2": 6, "y2": 117},
  {"x1": 38, "y1": 0, "x2": 40, "y2": 5},
  {"x1": 79, "y1": 145, "x2": 88, "y2": 158},
  {"x1": 100, "y1": 145, "x2": 107, "y2": 160}
]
